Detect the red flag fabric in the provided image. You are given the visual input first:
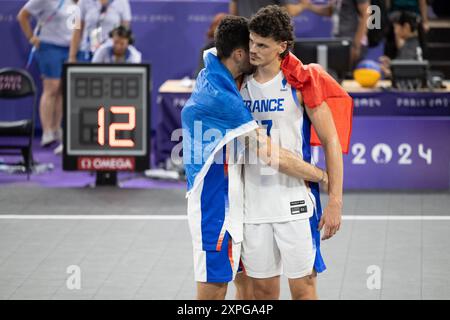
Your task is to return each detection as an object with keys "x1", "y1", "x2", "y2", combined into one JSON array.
[{"x1": 281, "y1": 52, "x2": 354, "y2": 154}]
